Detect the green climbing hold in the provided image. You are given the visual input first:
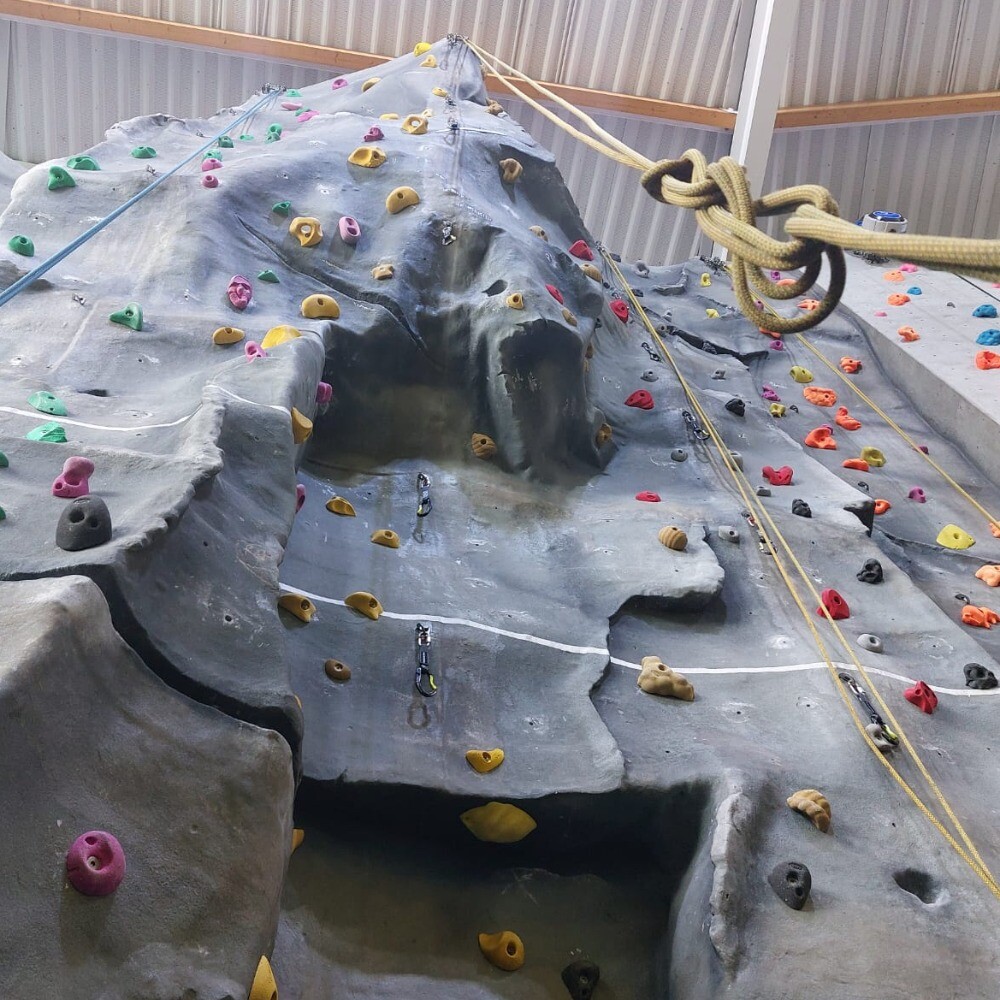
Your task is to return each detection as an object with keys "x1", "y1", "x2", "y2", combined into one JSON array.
[
  {"x1": 265, "y1": 124, "x2": 282, "y2": 144},
  {"x1": 258, "y1": 269, "x2": 280, "y2": 283},
  {"x1": 0, "y1": 452, "x2": 8, "y2": 468},
  {"x1": 67, "y1": 155, "x2": 100, "y2": 170},
  {"x1": 239, "y1": 134, "x2": 254, "y2": 141},
  {"x1": 47, "y1": 166, "x2": 76, "y2": 191},
  {"x1": 28, "y1": 391, "x2": 67, "y2": 416},
  {"x1": 0, "y1": 506, "x2": 5, "y2": 522},
  {"x1": 286, "y1": 89, "x2": 301, "y2": 97},
  {"x1": 26, "y1": 422, "x2": 67, "y2": 443},
  {"x1": 217, "y1": 135, "x2": 235, "y2": 148},
  {"x1": 110, "y1": 302, "x2": 143, "y2": 331},
  {"x1": 272, "y1": 201, "x2": 291, "y2": 216},
  {"x1": 131, "y1": 146, "x2": 157, "y2": 159},
  {"x1": 204, "y1": 149, "x2": 224, "y2": 161},
  {"x1": 8, "y1": 235, "x2": 34, "y2": 257}
]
